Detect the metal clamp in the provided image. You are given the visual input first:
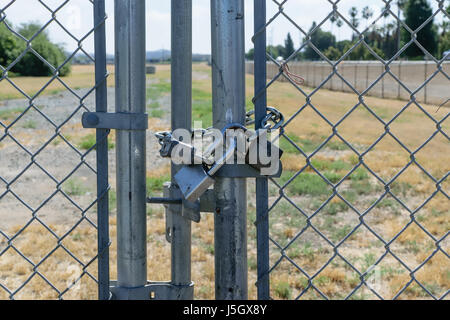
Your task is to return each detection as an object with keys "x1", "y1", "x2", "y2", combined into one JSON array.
[{"x1": 82, "y1": 112, "x2": 148, "y2": 130}]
